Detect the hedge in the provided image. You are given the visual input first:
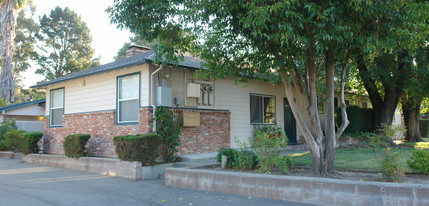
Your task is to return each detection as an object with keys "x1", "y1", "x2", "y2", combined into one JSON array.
[
  {"x1": 63, "y1": 134, "x2": 91, "y2": 158},
  {"x1": 335, "y1": 105, "x2": 373, "y2": 134},
  {"x1": 113, "y1": 133, "x2": 161, "y2": 166},
  {"x1": 4, "y1": 130, "x2": 26, "y2": 152},
  {"x1": 20, "y1": 132, "x2": 43, "y2": 155}
]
